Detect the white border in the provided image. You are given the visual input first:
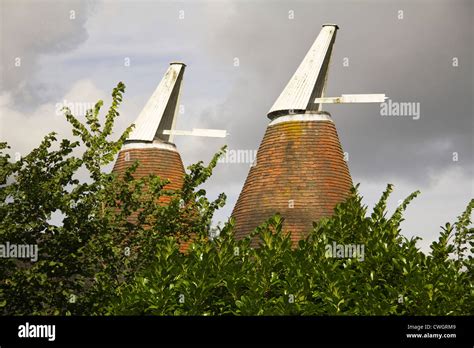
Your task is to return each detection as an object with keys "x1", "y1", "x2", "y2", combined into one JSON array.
[
  {"x1": 121, "y1": 142, "x2": 178, "y2": 152},
  {"x1": 269, "y1": 113, "x2": 333, "y2": 126}
]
